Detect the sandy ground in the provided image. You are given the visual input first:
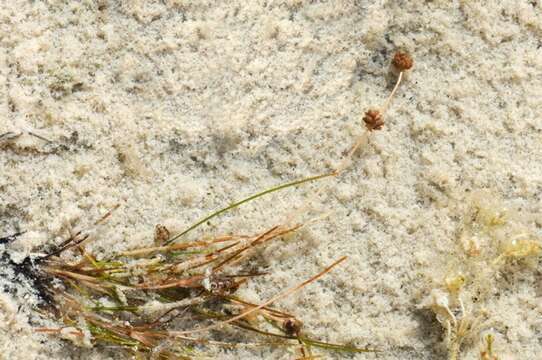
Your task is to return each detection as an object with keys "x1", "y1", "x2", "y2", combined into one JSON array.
[{"x1": 1, "y1": 1, "x2": 542, "y2": 359}]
